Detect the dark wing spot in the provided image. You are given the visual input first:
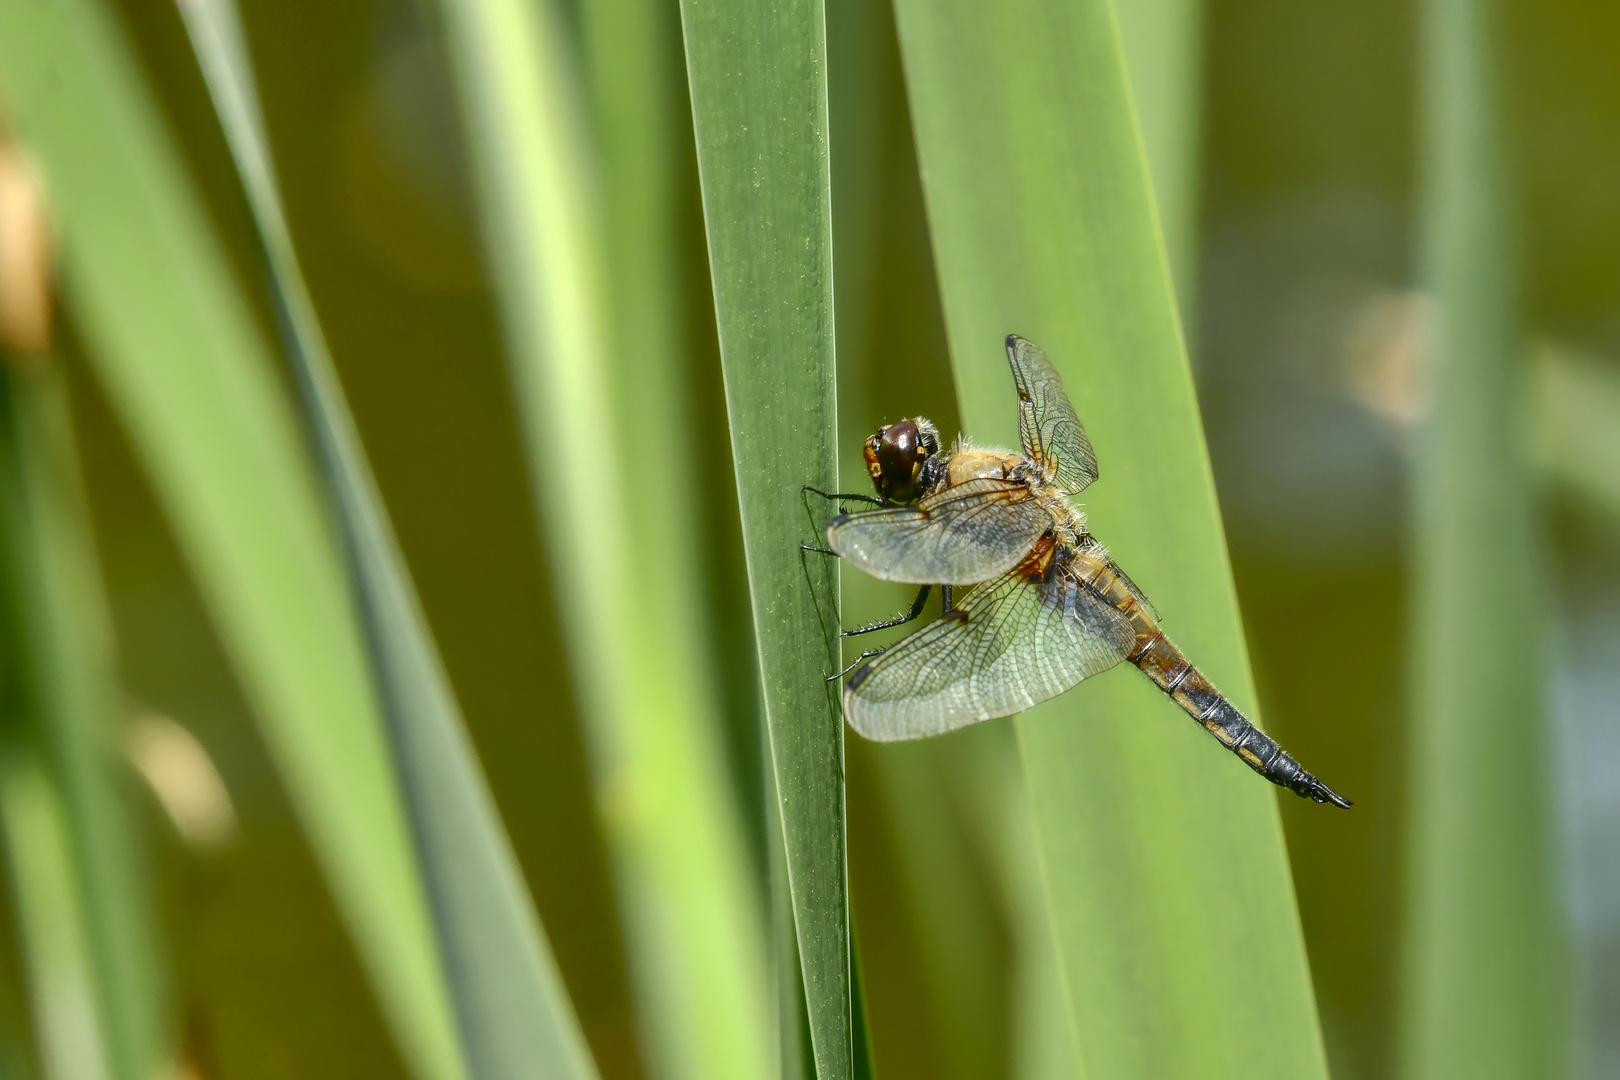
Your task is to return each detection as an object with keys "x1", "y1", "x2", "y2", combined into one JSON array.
[{"x1": 1014, "y1": 534, "x2": 1058, "y2": 583}]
